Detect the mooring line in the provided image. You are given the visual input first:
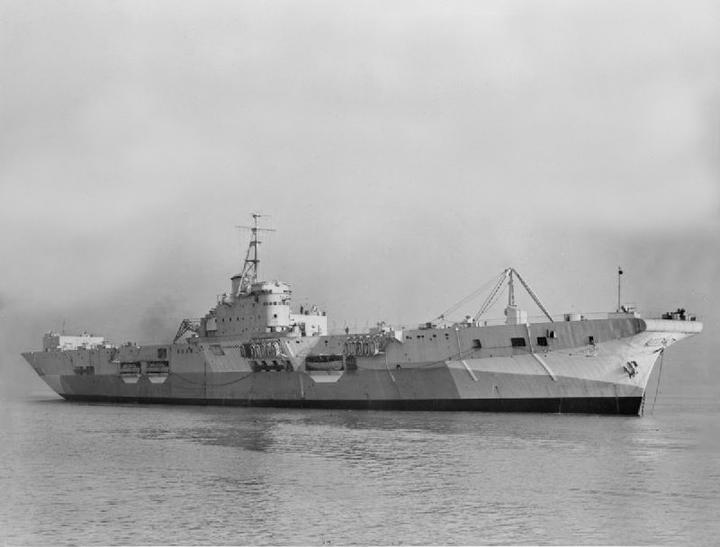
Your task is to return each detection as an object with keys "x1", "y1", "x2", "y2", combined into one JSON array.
[{"x1": 650, "y1": 343, "x2": 667, "y2": 415}]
